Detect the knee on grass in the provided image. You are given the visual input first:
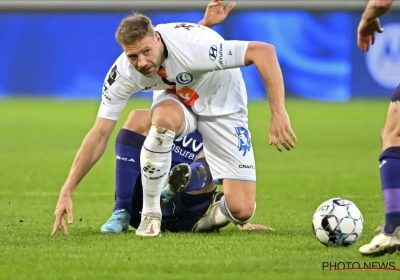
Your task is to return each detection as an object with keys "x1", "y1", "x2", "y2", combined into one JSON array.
[{"x1": 219, "y1": 195, "x2": 256, "y2": 224}]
